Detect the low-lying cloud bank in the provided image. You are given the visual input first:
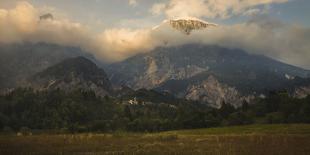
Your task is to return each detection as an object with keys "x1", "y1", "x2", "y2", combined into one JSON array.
[{"x1": 0, "y1": 1, "x2": 310, "y2": 69}]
